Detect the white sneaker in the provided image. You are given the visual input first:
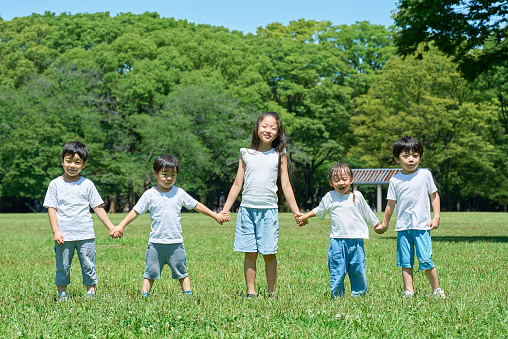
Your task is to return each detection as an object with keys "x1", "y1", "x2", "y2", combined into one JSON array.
[
  {"x1": 403, "y1": 290, "x2": 414, "y2": 299},
  {"x1": 433, "y1": 288, "x2": 446, "y2": 299}
]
